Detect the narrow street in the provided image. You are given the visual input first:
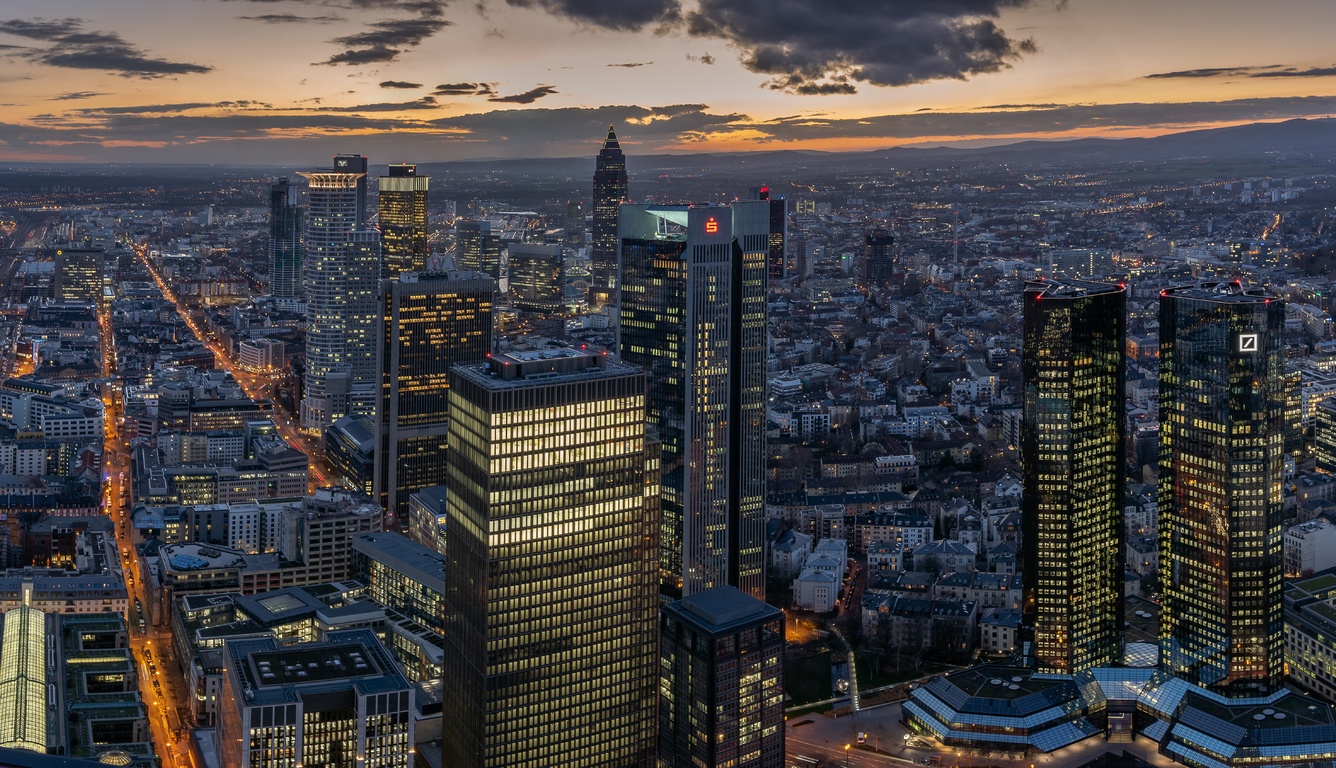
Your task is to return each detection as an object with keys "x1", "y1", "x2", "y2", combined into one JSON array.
[{"x1": 99, "y1": 304, "x2": 200, "y2": 768}]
